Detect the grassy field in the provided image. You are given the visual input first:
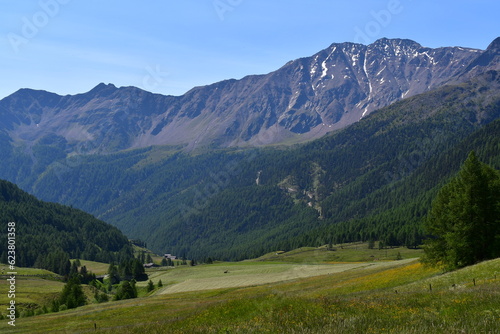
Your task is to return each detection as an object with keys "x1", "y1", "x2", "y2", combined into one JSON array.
[
  {"x1": 142, "y1": 259, "x2": 415, "y2": 294},
  {"x1": 0, "y1": 277, "x2": 64, "y2": 311},
  {"x1": 139, "y1": 242, "x2": 423, "y2": 294},
  {"x1": 255, "y1": 242, "x2": 423, "y2": 263},
  {"x1": 0, "y1": 266, "x2": 65, "y2": 320},
  {"x1": 75, "y1": 260, "x2": 110, "y2": 276},
  {"x1": 0, "y1": 265, "x2": 103, "y2": 321},
  {"x1": 2, "y1": 246, "x2": 500, "y2": 333}
]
